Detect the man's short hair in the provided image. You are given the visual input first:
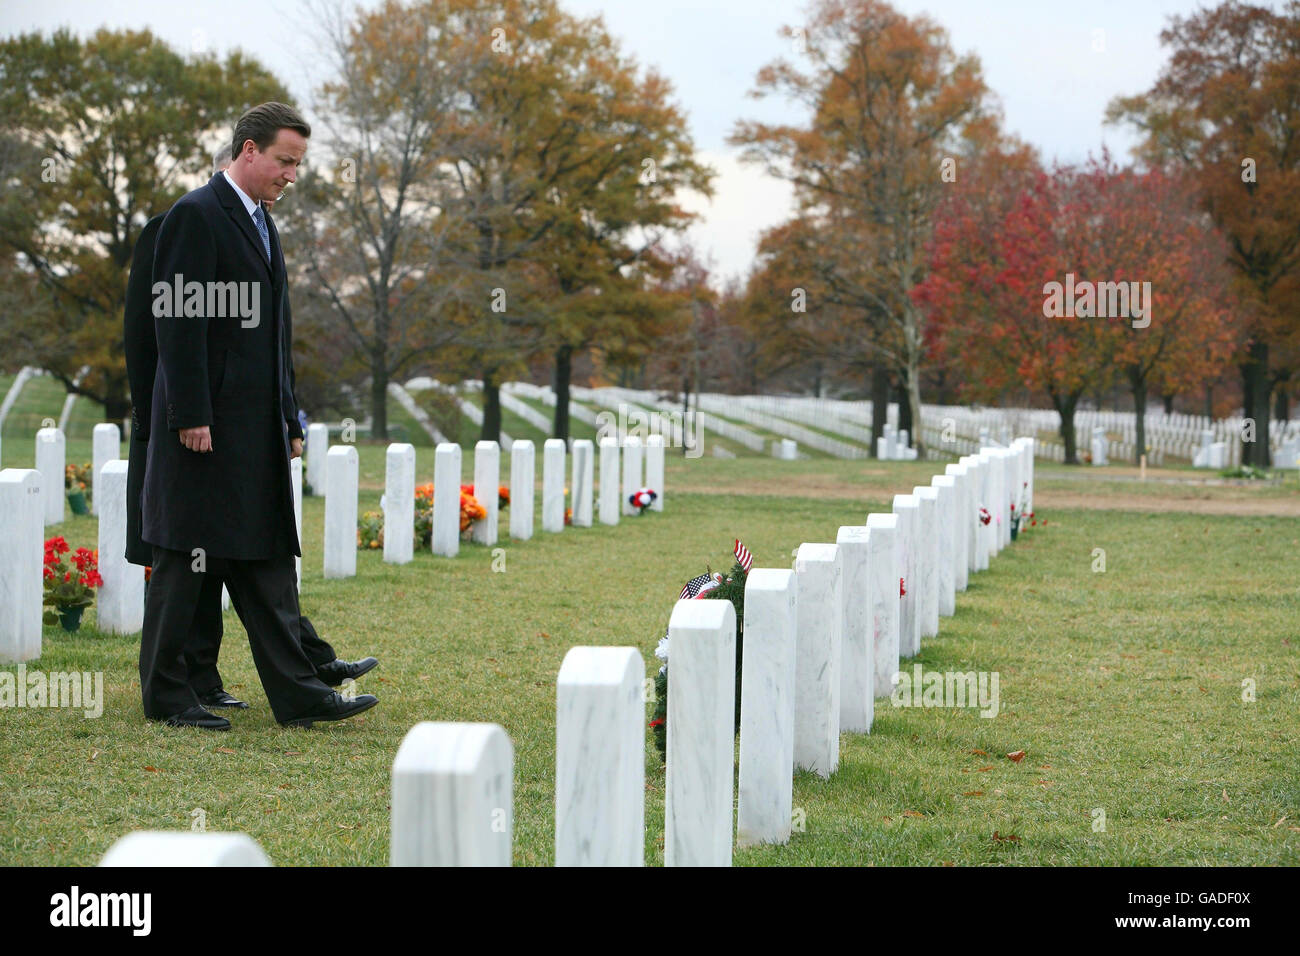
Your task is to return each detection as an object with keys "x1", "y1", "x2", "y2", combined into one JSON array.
[{"x1": 230, "y1": 102, "x2": 311, "y2": 161}]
